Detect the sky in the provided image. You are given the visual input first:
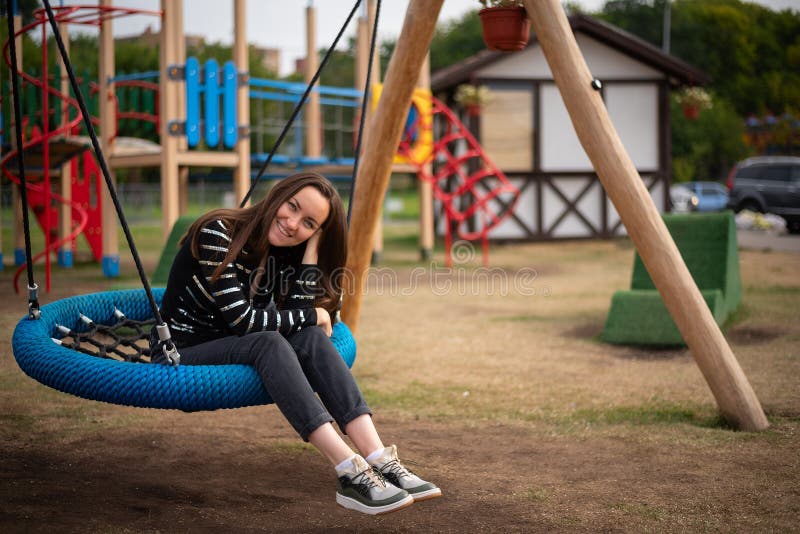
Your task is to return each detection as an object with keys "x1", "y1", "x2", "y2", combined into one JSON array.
[{"x1": 68, "y1": 0, "x2": 799, "y2": 76}]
